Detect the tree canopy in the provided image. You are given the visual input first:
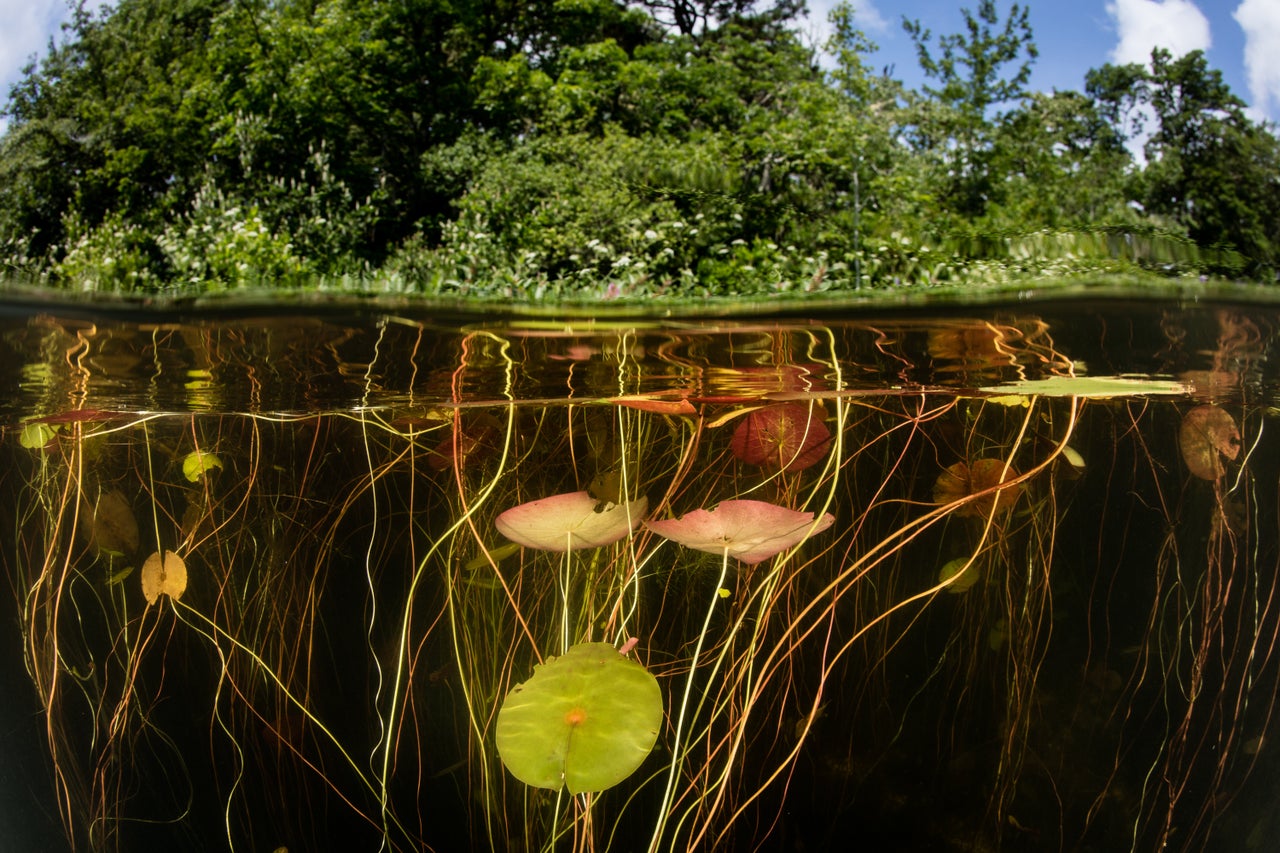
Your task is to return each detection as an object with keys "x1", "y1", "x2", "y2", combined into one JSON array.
[{"x1": 1, "y1": 0, "x2": 1276, "y2": 297}]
